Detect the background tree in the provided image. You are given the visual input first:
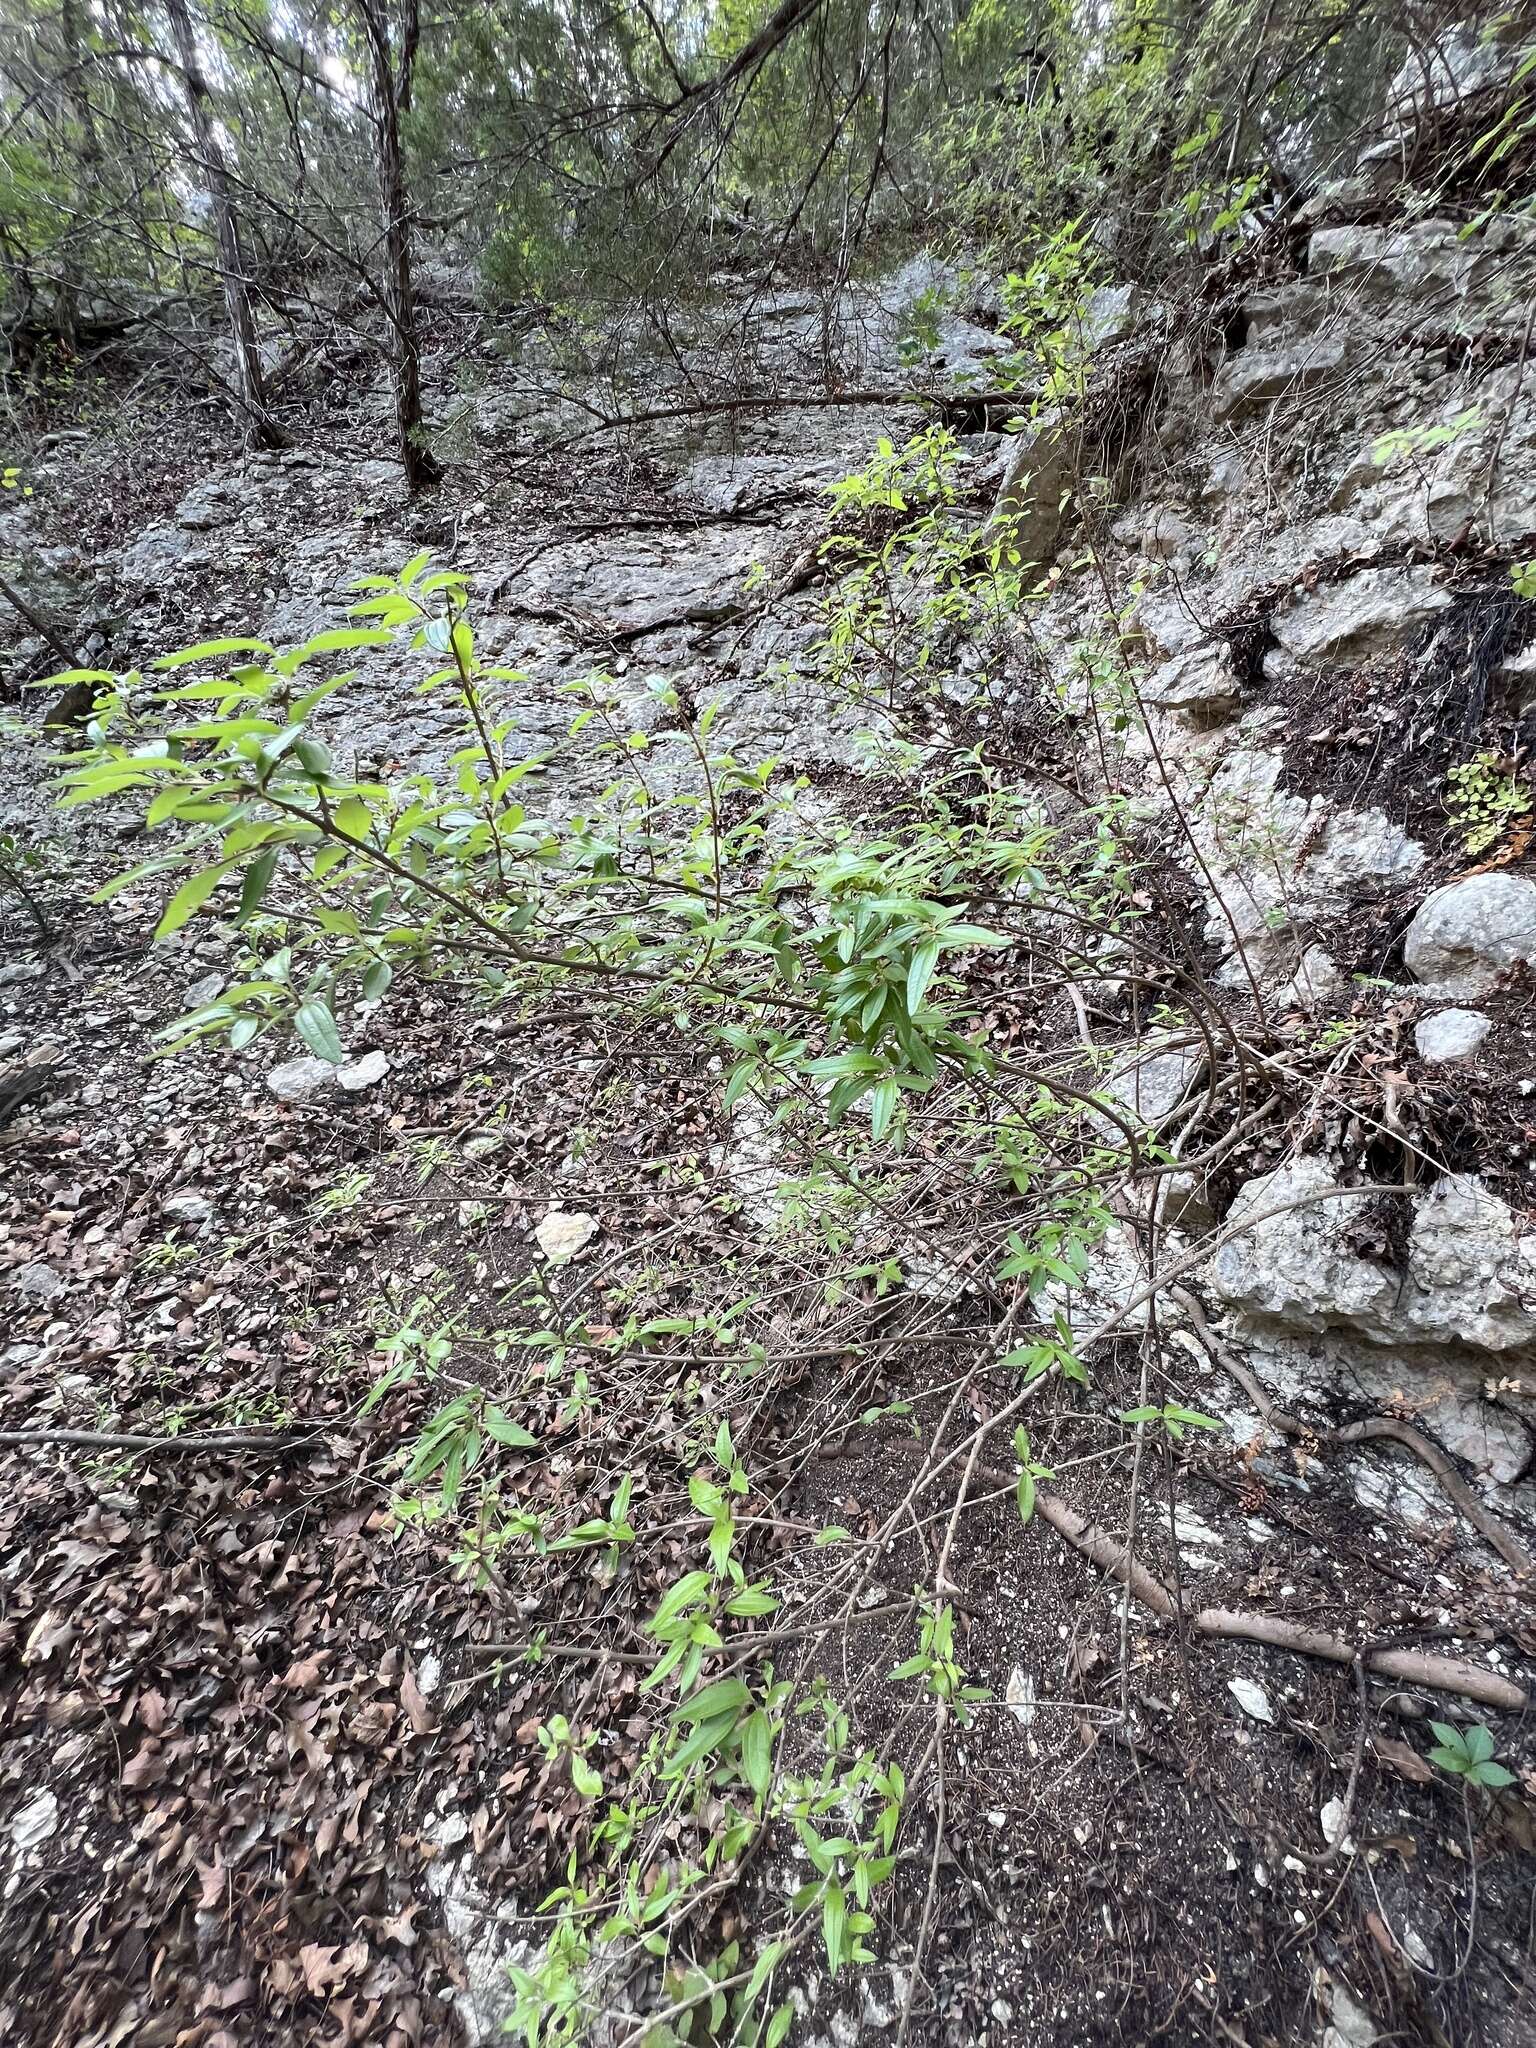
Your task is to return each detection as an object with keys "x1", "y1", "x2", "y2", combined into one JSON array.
[
  {"x1": 352, "y1": 0, "x2": 439, "y2": 489},
  {"x1": 163, "y1": 0, "x2": 285, "y2": 447}
]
